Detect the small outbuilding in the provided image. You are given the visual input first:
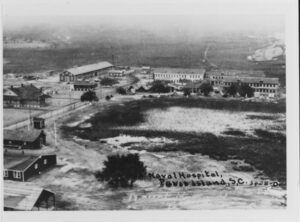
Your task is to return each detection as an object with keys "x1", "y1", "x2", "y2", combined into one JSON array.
[
  {"x1": 4, "y1": 129, "x2": 46, "y2": 149},
  {"x1": 4, "y1": 154, "x2": 57, "y2": 182},
  {"x1": 4, "y1": 181, "x2": 55, "y2": 210},
  {"x1": 33, "y1": 117, "x2": 45, "y2": 129}
]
